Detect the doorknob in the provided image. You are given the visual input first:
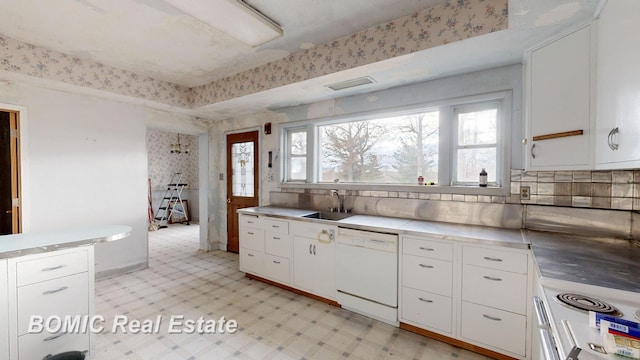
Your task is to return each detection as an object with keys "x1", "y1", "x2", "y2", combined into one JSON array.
[
  {"x1": 5, "y1": 210, "x2": 11, "y2": 214},
  {"x1": 227, "y1": 198, "x2": 231, "y2": 204}
]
